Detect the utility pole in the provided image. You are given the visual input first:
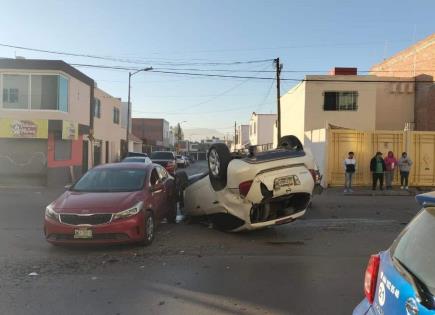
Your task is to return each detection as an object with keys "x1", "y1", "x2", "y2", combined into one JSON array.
[
  {"x1": 275, "y1": 58, "x2": 283, "y2": 143},
  {"x1": 234, "y1": 121, "x2": 237, "y2": 148},
  {"x1": 126, "y1": 67, "x2": 153, "y2": 156}
]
